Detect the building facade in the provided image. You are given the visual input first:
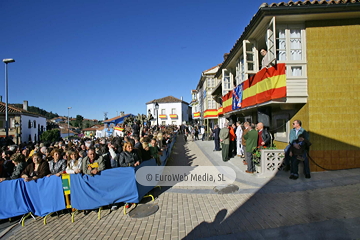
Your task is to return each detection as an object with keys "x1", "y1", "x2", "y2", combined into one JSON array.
[
  {"x1": 146, "y1": 96, "x2": 190, "y2": 126},
  {"x1": 210, "y1": 0, "x2": 360, "y2": 171},
  {"x1": 191, "y1": 65, "x2": 221, "y2": 133},
  {"x1": 0, "y1": 101, "x2": 46, "y2": 144}
]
